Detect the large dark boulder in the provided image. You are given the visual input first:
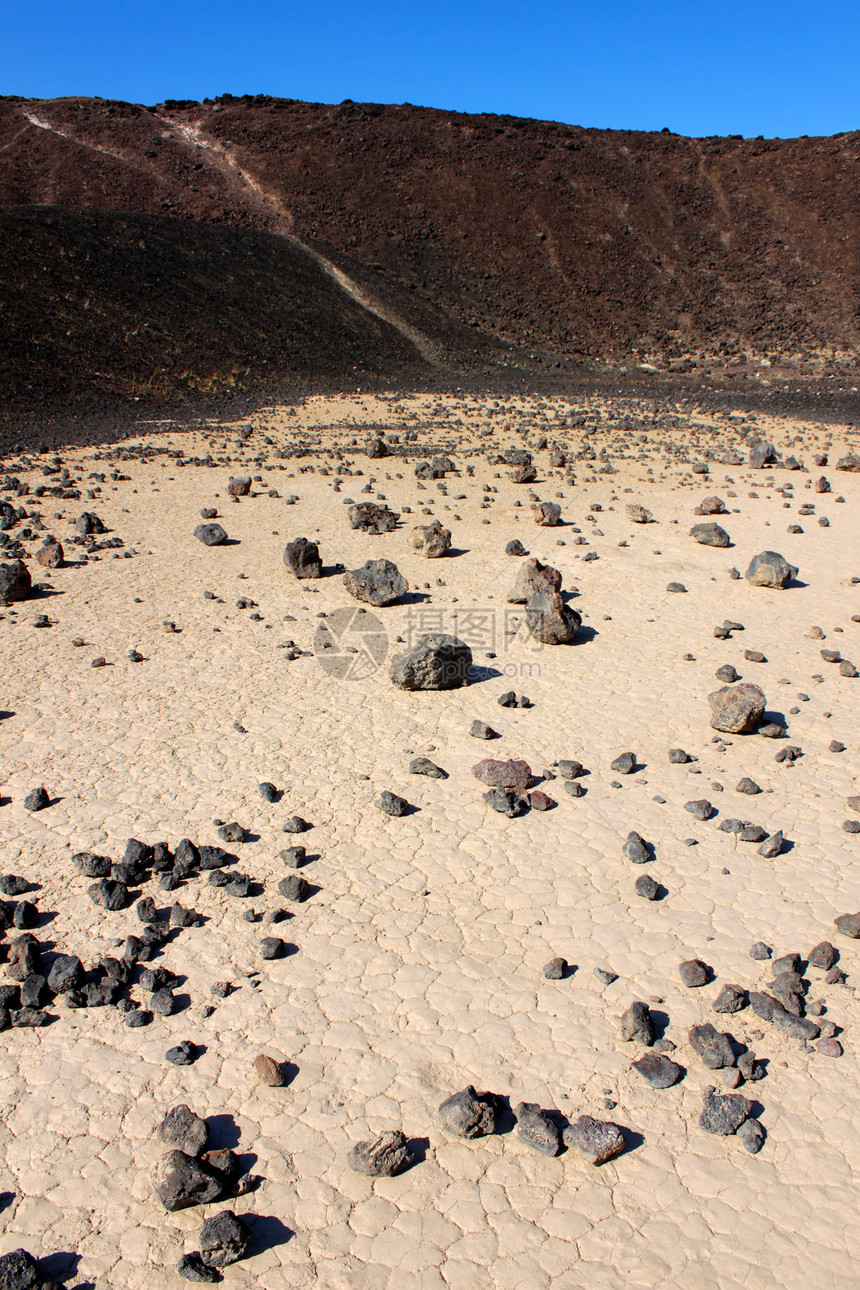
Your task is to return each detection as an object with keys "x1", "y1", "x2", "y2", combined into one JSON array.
[
  {"x1": 151, "y1": 1151, "x2": 222, "y2": 1211},
  {"x1": 193, "y1": 523, "x2": 228, "y2": 546},
  {"x1": 745, "y1": 551, "x2": 797, "y2": 588},
  {"x1": 343, "y1": 558, "x2": 407, "y2": 606},
  {"x1": 389, "y1": 634, "x2": 472, "y2": 689},
  {"x1": 708, "y1": 682, "x2": 766, "y2": 733},
  {"x1": 283, "y1": 536, "x2": 322, "y2": 579},
  {"x1": 0, "y1": 560, "x2": 31, "y2": 604},
  {"x1": 348, "y1": 502, "x2": 399, "y2": 533},
  {"x1": 526, "y1": 590, "x2": 581, "y2": 644}
]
